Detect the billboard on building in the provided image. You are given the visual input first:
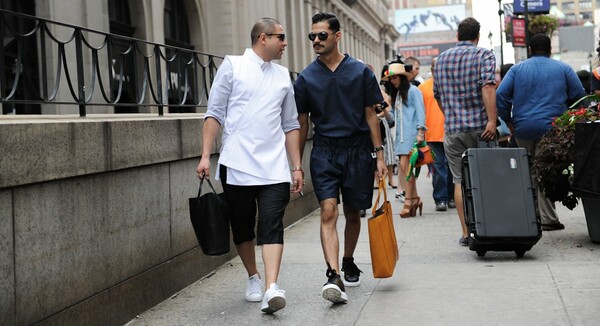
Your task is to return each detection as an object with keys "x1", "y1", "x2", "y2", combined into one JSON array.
[
  {"x1": 397, "y1": 42, "x2": 457, "y2": 66},
  {"x1": 395, "y1": 4, "x2": 466, "y2": 40}
]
